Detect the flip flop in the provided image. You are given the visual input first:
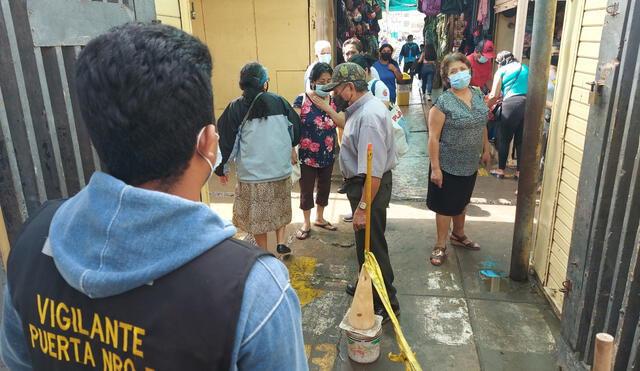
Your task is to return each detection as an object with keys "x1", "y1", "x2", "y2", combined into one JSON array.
[
  {"x1": 314, "y1": 222, "x2": 337, "y2": 231},
  {"x1": 295, "y1": 228, "x2": 310, "y2": 240}
]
